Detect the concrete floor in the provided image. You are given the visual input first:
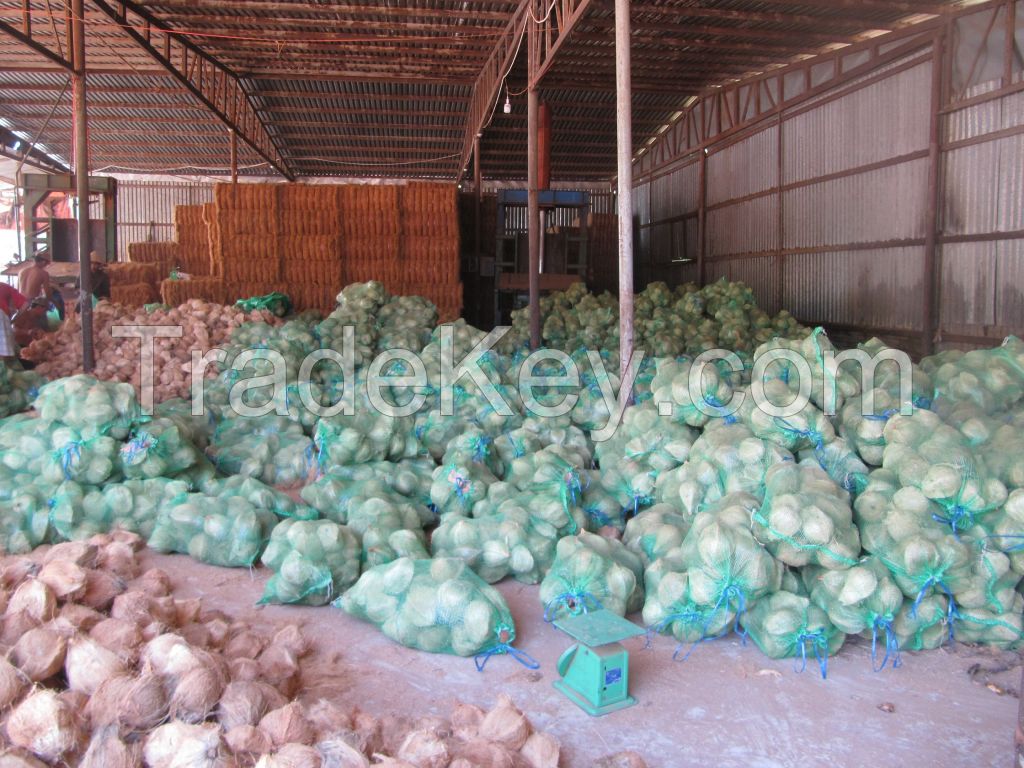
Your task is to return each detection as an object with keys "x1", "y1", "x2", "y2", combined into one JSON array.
[{"x1": 139, "y1": 551, "x2": 1019, "y2": 768}]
